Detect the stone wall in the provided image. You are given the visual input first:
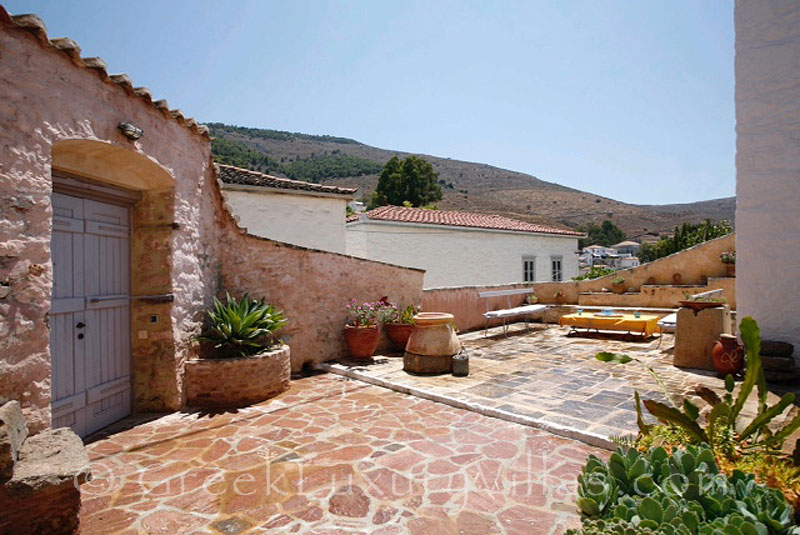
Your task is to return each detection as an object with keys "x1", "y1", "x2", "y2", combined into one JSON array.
[
  {"x1": 219, "y1": 214, "x2": 425, "y2": 372},
  {"x1": 533, "y1": 234, "x2": 736, "y2": 306},
  {"x1": 0, "y1": 14, "x2": 222, "y2": 431},
  {"x1": 735, "y1": 0, "x2": 800, "y2": 352},
  {"x1": 422, "y1": 283, "x2": 534, "y2": 333},
  {"x1": 0, "y1": 12, "x2": 429, "y2": 434},
  {"x1": 184, "y1": 346, "x2": 291, "y2": 407}
]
